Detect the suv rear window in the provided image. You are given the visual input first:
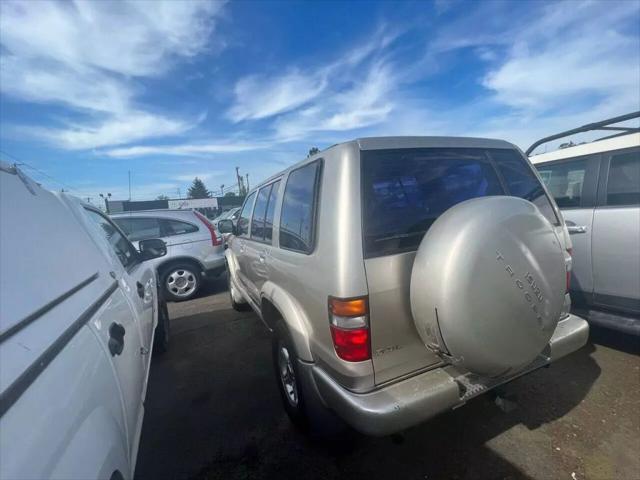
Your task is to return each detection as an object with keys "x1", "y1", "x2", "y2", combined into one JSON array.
[{"x1": 361, "y1": 148, "x2": 558, "y2": 258}]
